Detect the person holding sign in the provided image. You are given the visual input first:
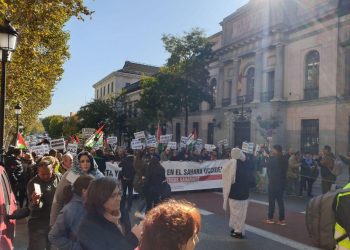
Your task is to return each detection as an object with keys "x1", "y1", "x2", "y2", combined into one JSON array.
[
  {"x1": 77, "y1": 177, "x2": 139, "y2": 250},
  {"x1": 50, "y1": 151, "x2": 104, "y2": 226},
  {"x1": 27, "y1": 160, "x2": 61, "y2": 250}
]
